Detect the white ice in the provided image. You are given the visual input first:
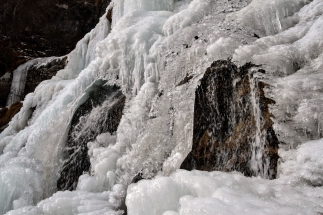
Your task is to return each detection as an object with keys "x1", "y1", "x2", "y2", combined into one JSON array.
[
  {"x1": 0, "y1": 9, "x2": 111, "y2": 214},
  {"x1": 1, "y1": 0, "x2": 323, "y2": 214}
]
